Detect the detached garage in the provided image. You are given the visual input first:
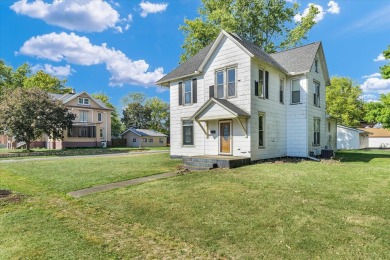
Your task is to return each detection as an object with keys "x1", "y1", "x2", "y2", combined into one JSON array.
[
  {"x1": 122, "y1": 128, "x2": 167, "y2": 148},
  {"x1": 359, "y1": 127, "x2": 390, "y2": 148},
  {"x1": 337, "y1": 125, "x2": 371, "y2": 150}
]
